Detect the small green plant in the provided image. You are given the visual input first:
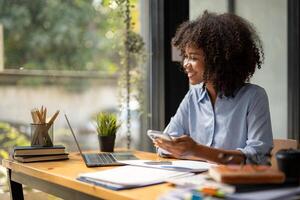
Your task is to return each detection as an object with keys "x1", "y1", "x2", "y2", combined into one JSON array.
[
  {"x1": 0, "y1": 122, "x2": 30, "y2": 193},
  {"x1": 96, "y1": 113, "x2": 120, "y2": 136}
]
